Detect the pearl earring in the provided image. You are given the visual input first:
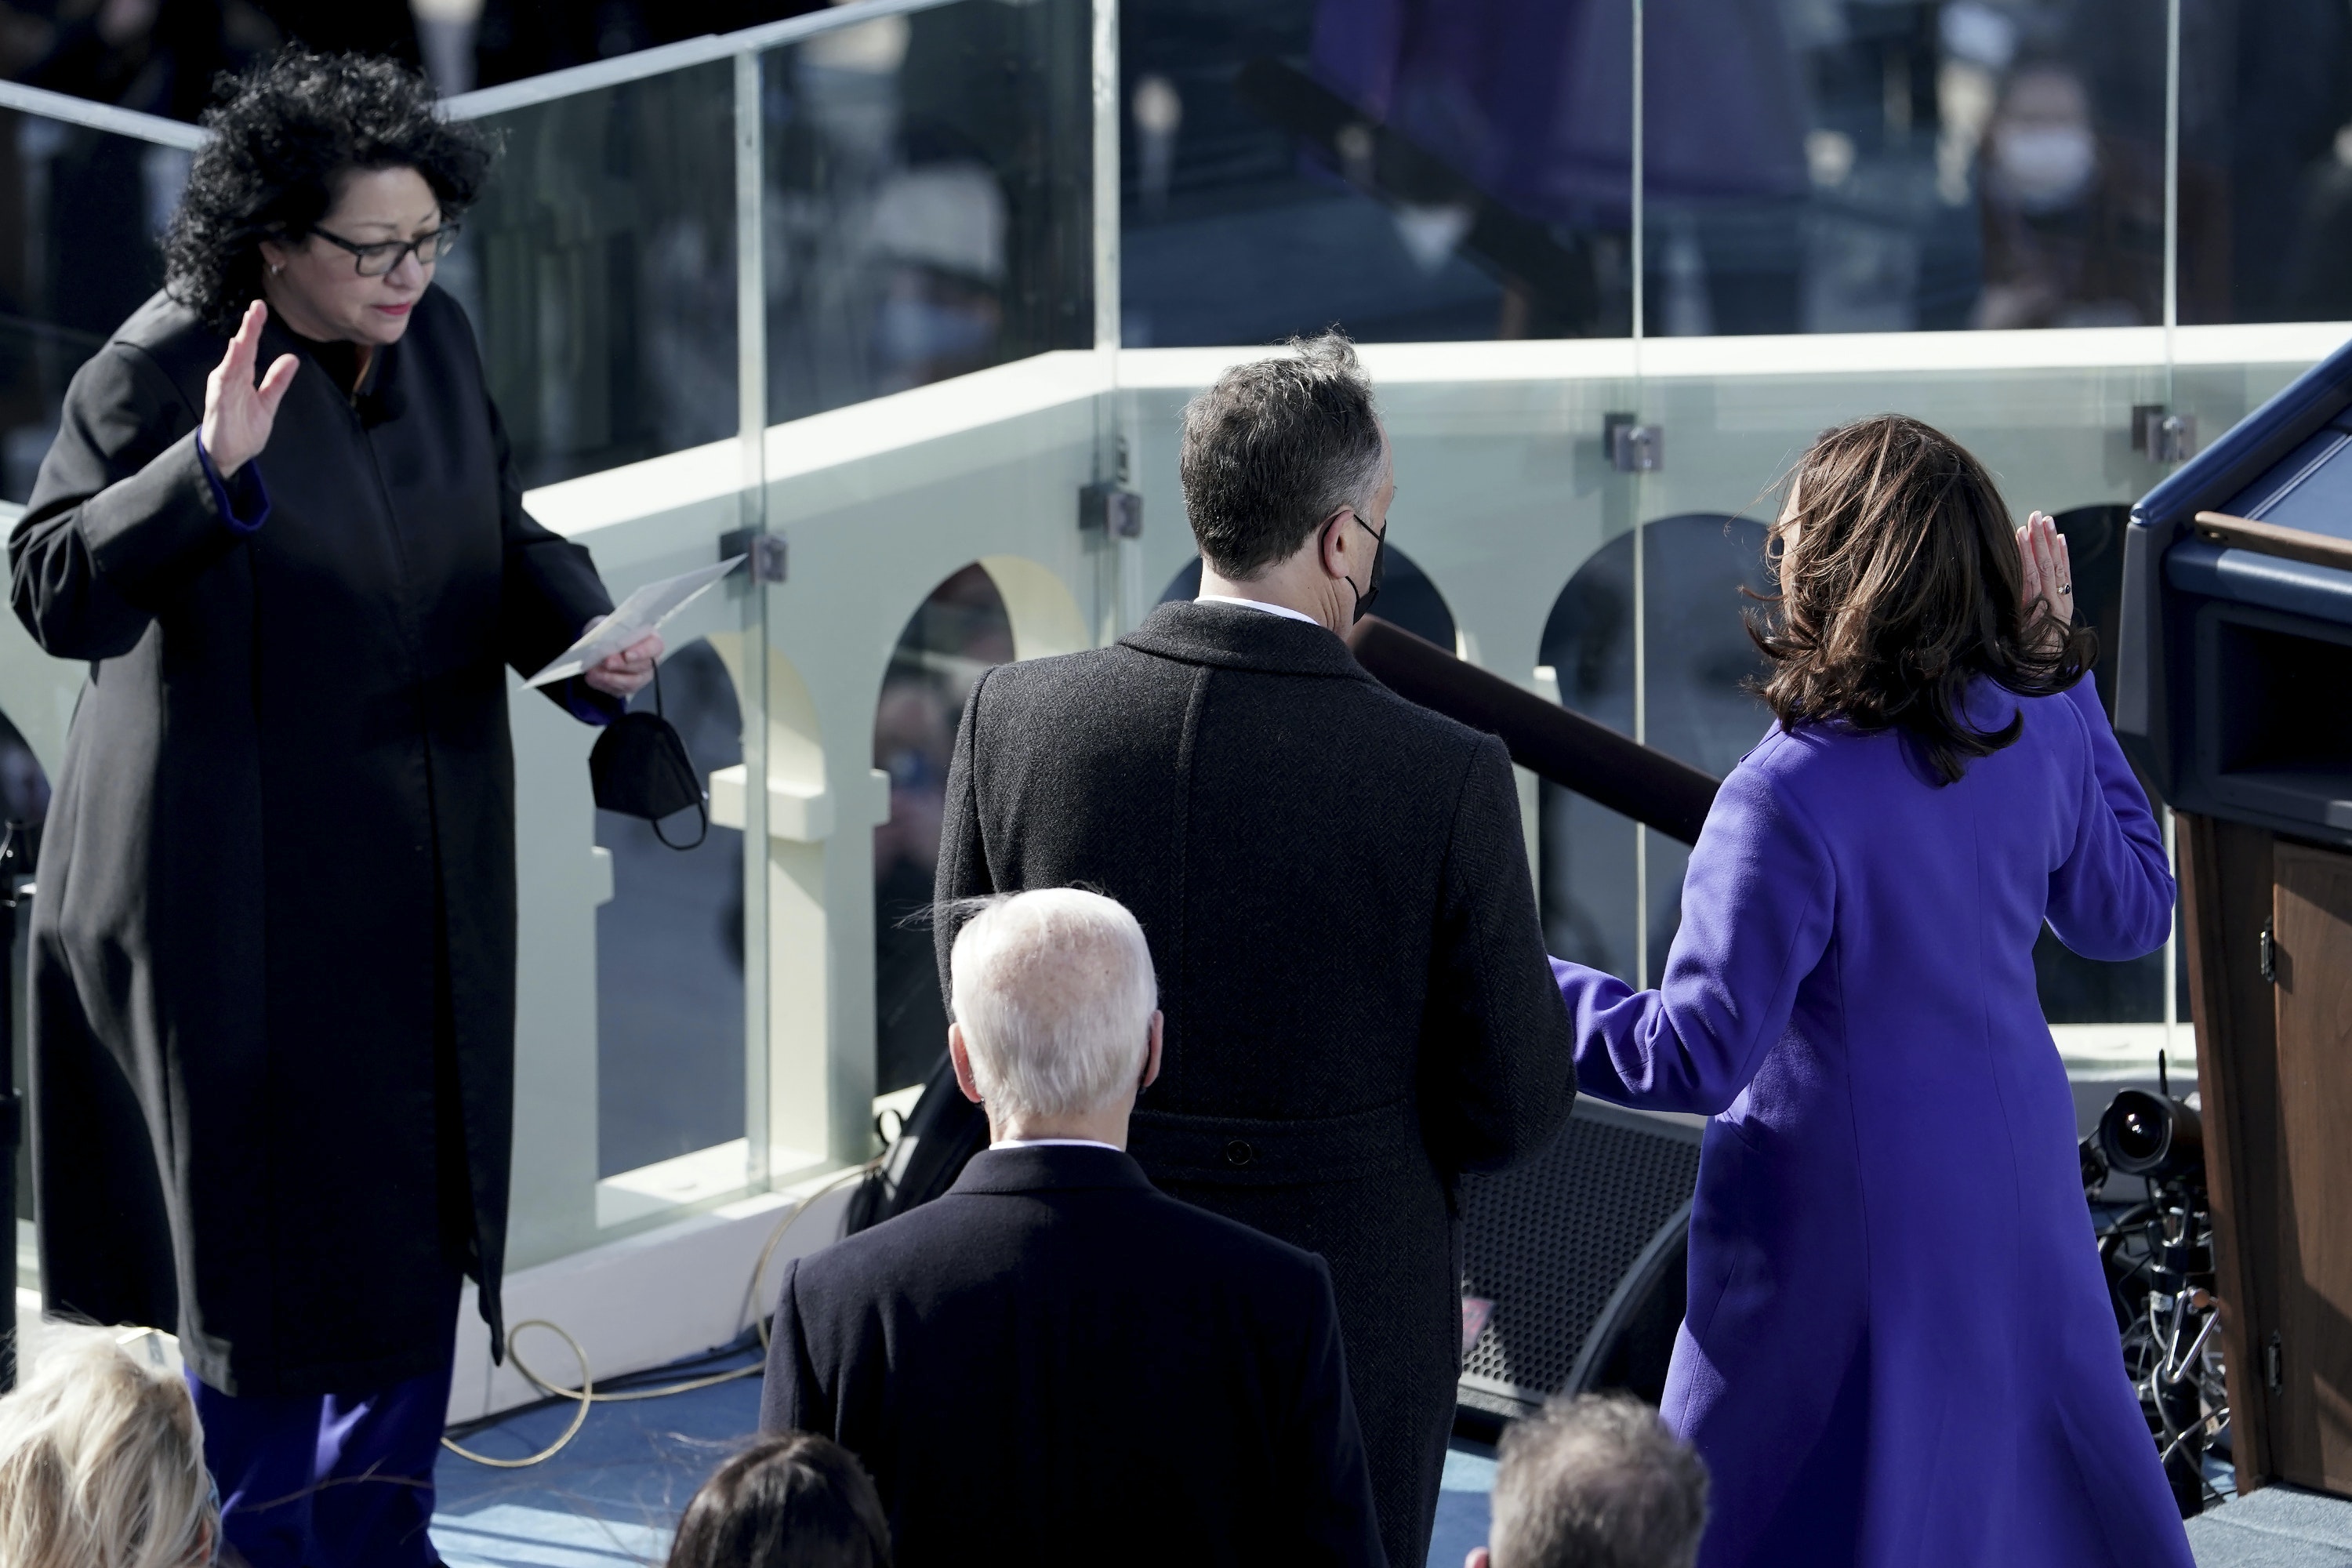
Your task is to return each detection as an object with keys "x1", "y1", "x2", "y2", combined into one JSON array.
[{"x1": 269, "y1": 262, "x2": 283, "y2": 275}]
